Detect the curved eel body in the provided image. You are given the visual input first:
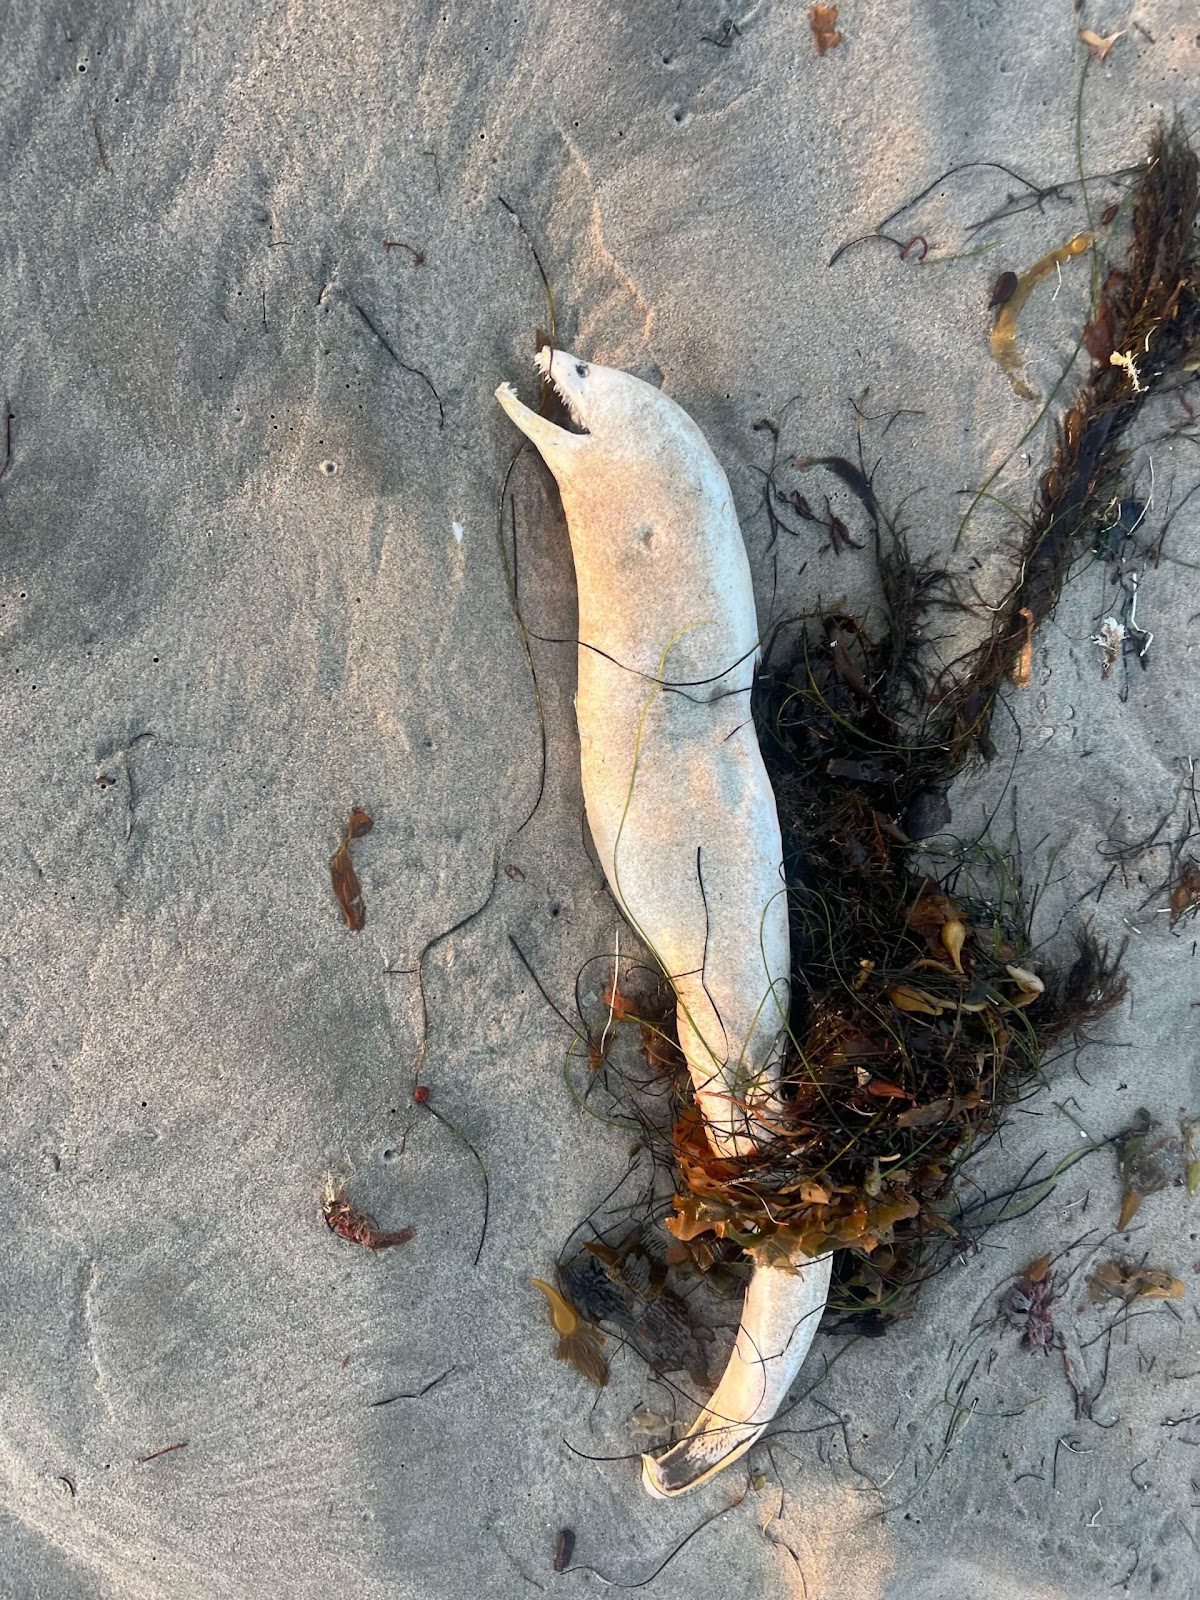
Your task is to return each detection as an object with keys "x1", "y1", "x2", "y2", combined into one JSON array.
[{"x1": 497, "y1": 349, "x2": 830, "y2": 1495}]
